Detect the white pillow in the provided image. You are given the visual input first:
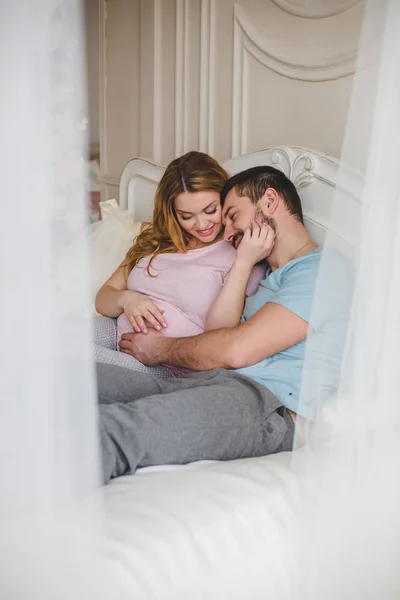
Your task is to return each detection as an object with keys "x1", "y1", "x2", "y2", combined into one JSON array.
[{"x1": 89, "y1": 200, "x2": 142, "y2": 309}]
